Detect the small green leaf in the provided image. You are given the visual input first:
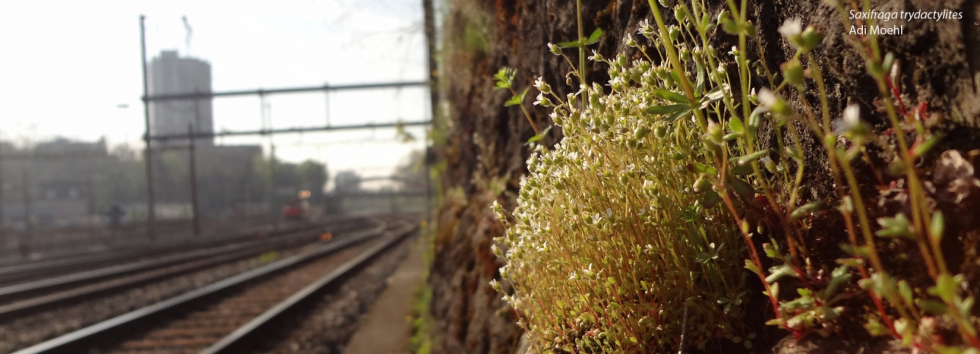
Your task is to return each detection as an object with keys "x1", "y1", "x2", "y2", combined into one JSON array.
[
  {"x1": 747, "y1": 108, "x2": 762, "y2": 137},
  {"x1": 665, "y1": 108, "x2": 692, "y2": 123},
  {"x1": 930, "y1": 211, "x2": 945, "y2": 244},
  {"x1": 526, "y1": 125, "x2": 553, "y2": 144},
  {"x1": 728, "y1": 116, "x2": 745, "y2": 134},
  {"x1": 653, "y1": 89, "x2": 690, "y2": 104},
  {"x1": 744, "y1": 259, "x2": 761, "y2": 275},
  {"x1": 505, "y1": 94, "x2": 523, "y2": 107},
  {"x1": 729, "y1": 164, "x2": 753, "y2": 176},
  {"x1": 928, "y1": 274, "x2": 958, "y2": 303},
  {"x1": 695, "y1": 62, "x2": 705, "y2": 94},
  {"x1": 912, "y1": 133, "x2": 943, "y2": 157},
  {"x1": 876, "y1": 214, "x2": 914, "y2": 239},
  {"x1": 702, "y1": 190, "x2": 721, "y2": 208},
  {"x1": 493, "y1": 67, "x2": 516, "y2": 90},
  {"x1": 865, "y1": 318, "x2": 891, "y2": 336},
  {"x1": 840, "y1": 244, "x2": 870, "y2": 258},
  {"x1": 737, "y1": 150, "x2": 769, "y2": 165},
  {"x1": 645, "y1": 104, "x2": 690, "y2": 115},
  {"x1": 765, "y1": 318, "x2": 785, "y2": 326},
  {"x1": 821, "y1": 265, "x2": 852, "y2": 300},
  {"x1": 728, "y1": 177, "x2": 756, "y2": 199},
  {"x1": 699, "y1": 84, "x2": 728, "y2": 109},
  {"x1": 763, "y1": 243, "x2": 781, "y2": 259},
  {"x1": 686, "y1": 162, "x2": 716, "y2": 174},
  {"x1": 898, "y1": 280, "x2": 913, "y2": 307},
  {"x1": 766, "y1": 264, "x2": 797, "y2": 284},
  {"x1": 789, "y1": 201, "x2": 823, "y2": 222},
  {"x1": 956, "y1": 296, "x2": 974, "y2": 318},
  {"x1": 584, "y1": 28, "x2": 604, "y2": 45},
  {"x1": 916, "y1": 299, "x2": 949, "y2": 315},
  {"x1": 578, "y1": 312, "x2": 596, "y2": 324},
  {"x1": 557, "y1": 40, "x2": 581, "y2": 48}
]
